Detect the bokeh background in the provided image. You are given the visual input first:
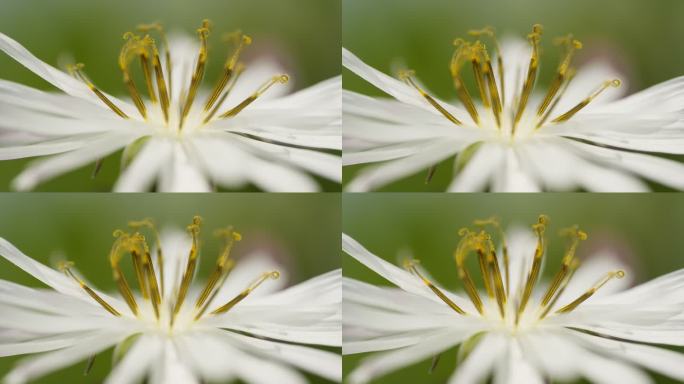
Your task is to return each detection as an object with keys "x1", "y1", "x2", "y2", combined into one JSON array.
[
  {"x1": 0, "y1": 193, "x2": 340, "y2": 382},
  {"x1": 343, "y1": 193, "x2": 684, "y2": 383},
  {"x1": 342, "y1": 0, "x2": 684, "y2": 191},
  {"x1": 0, "y1": 0, "x2": 340, "y2": 191}
]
